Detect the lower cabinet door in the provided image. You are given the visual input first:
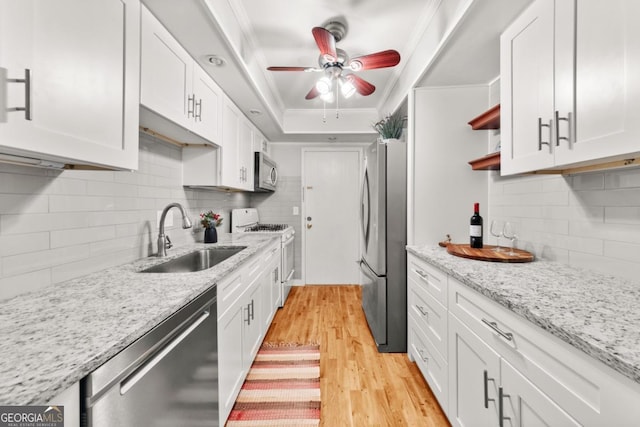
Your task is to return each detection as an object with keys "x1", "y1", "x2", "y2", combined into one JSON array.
[
  {"x1": 448, "y1": 314, "x2": 501, "y2": 427},
  {"x1": 500, "y1": 358, "x2": 581, "y2": 427},
  {"x1": 243, "y1": 282, "x2": 263, "y2": 369},
  {"x1": 218, "y1": 305, "x2": 245, "y2": 424}
]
